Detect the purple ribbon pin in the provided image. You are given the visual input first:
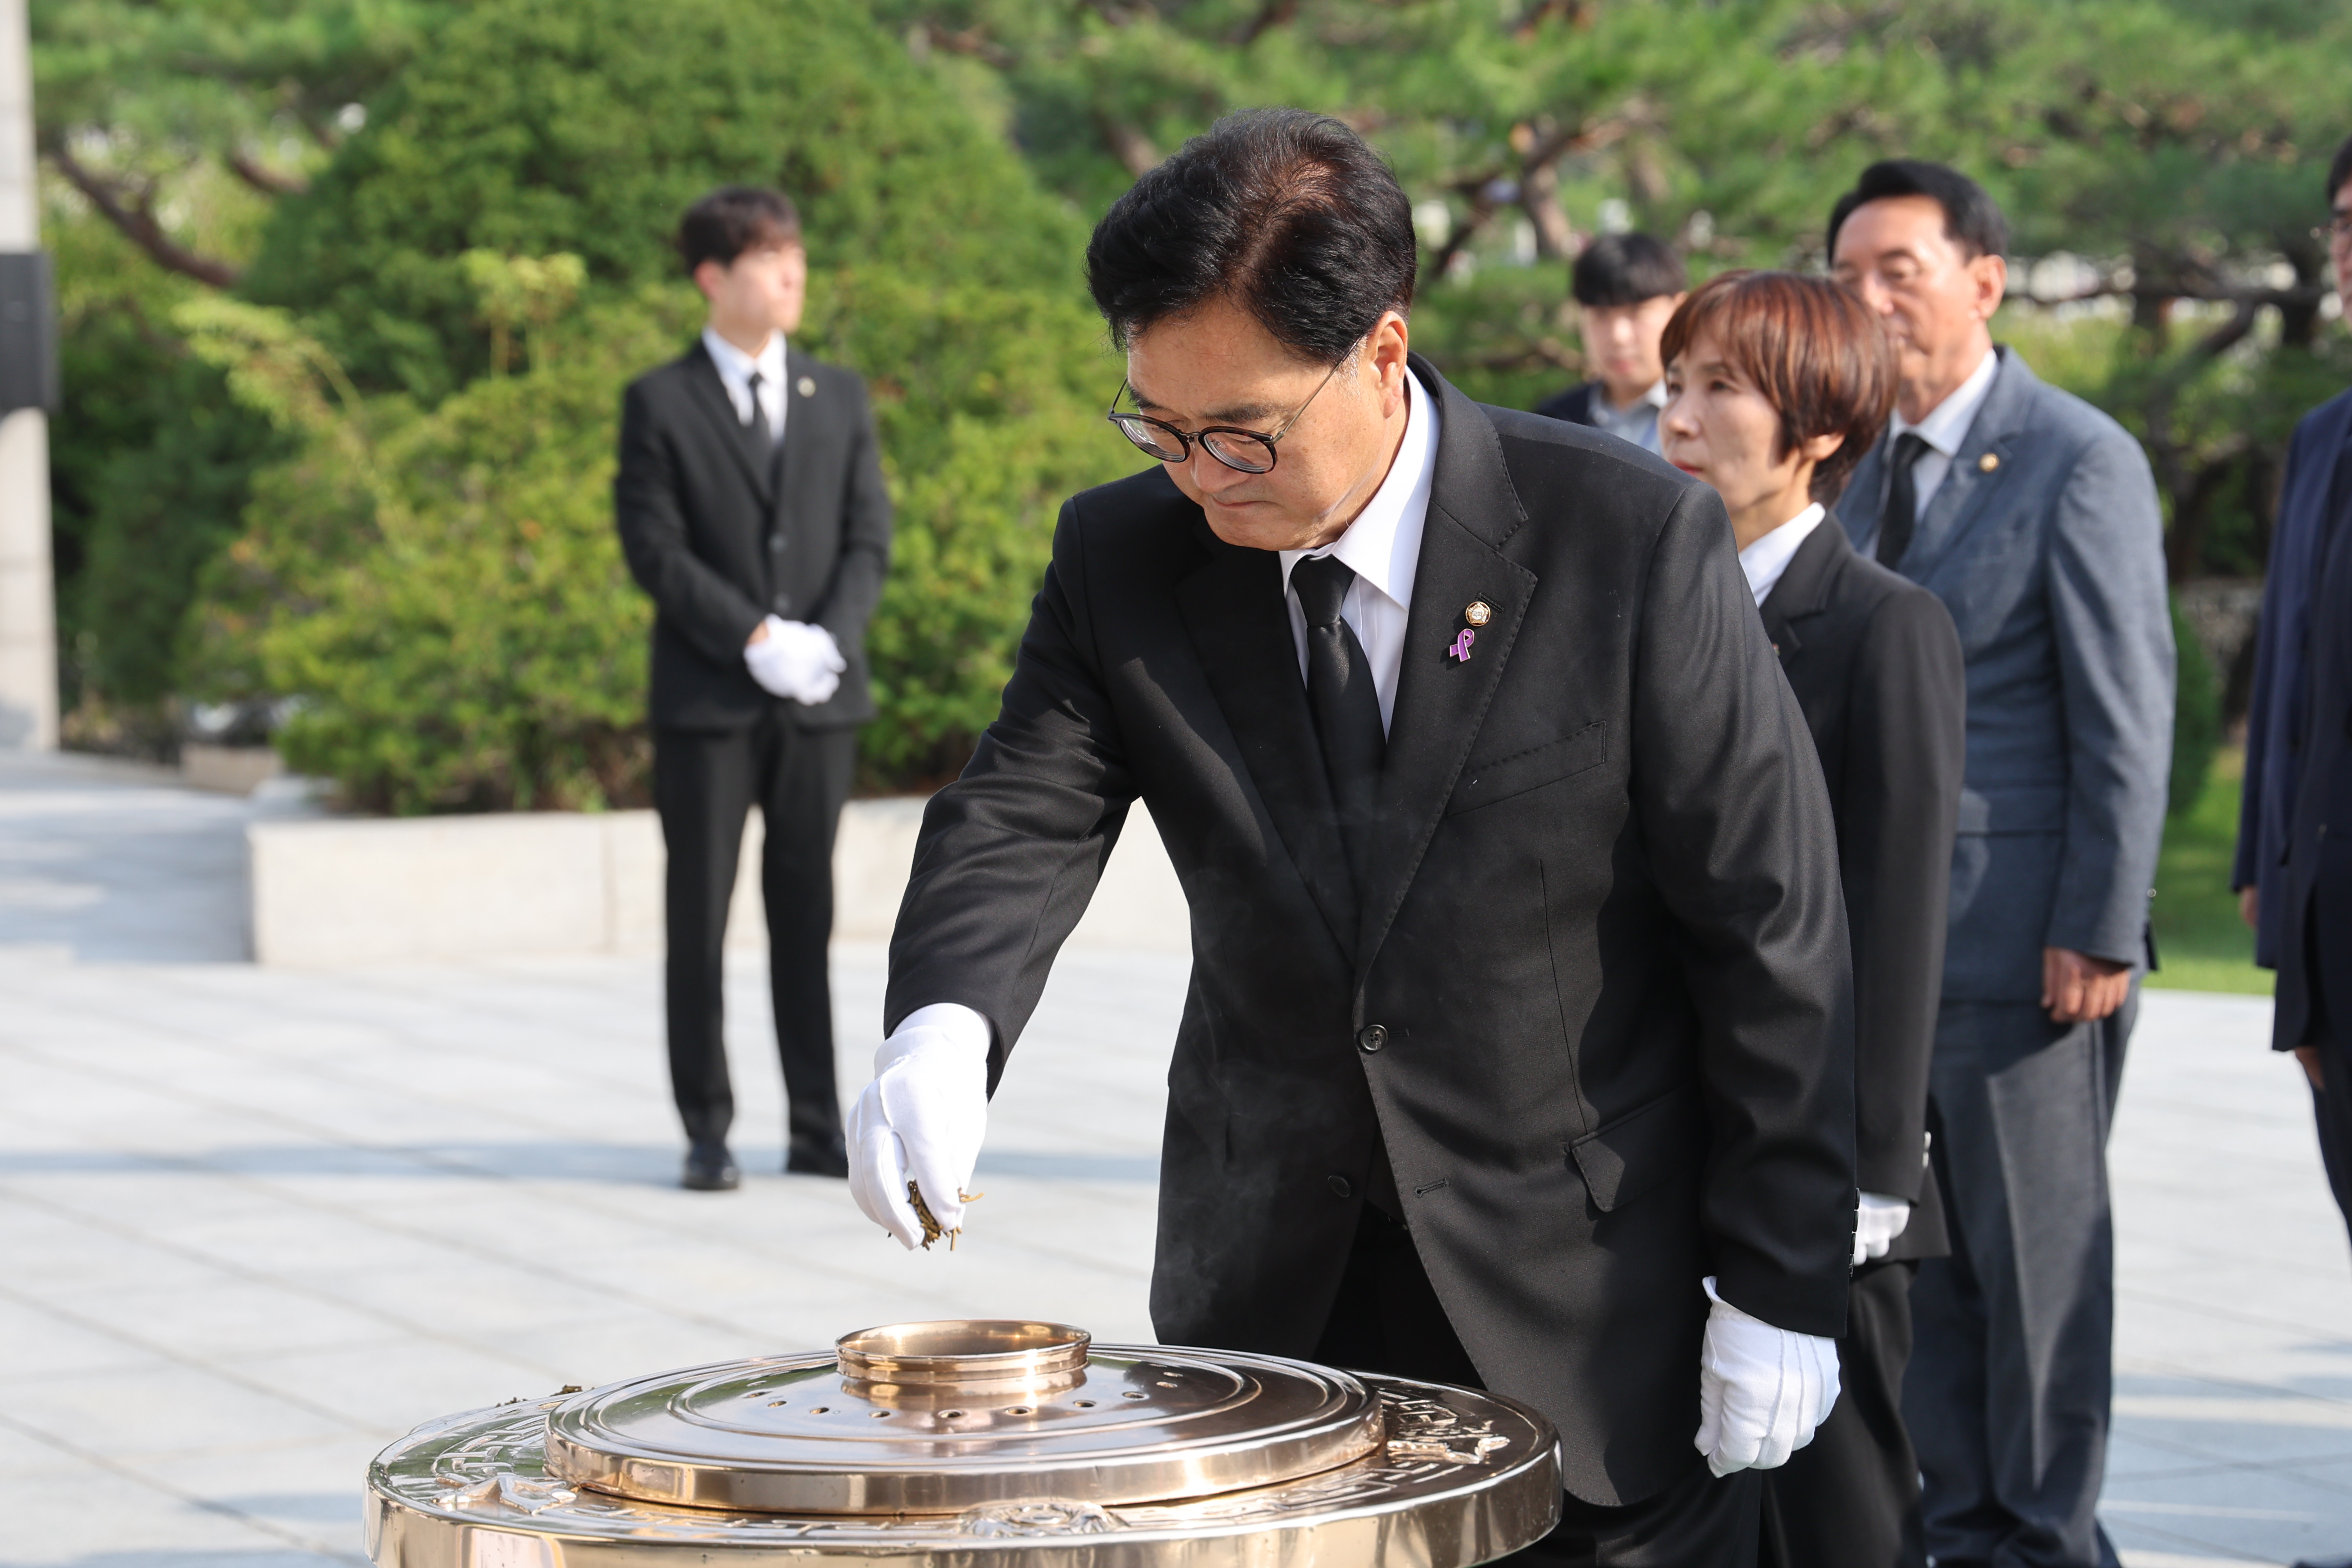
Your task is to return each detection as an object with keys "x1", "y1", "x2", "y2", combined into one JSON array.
[{"x1": 1448, "y1": 628, "x2": 1476, "y2": 663}]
